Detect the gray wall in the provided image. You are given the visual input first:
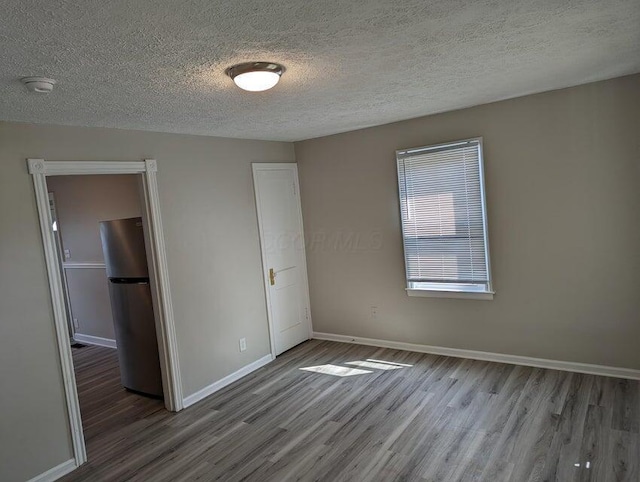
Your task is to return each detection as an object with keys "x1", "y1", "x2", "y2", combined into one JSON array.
[
  {"x1": 295, "y1": 74, "x2": 640, "y2": 370},
  {"x1": 0, "y1": 122, "x2": 294, "y2": 481},
  {"x1": 64, "y1": 269, "x2": 115, "y2": 340},
  {"x1": 47, "y1": 175, "x2": 142, "y2": 262},
  {"x1": 47, "y1": 174, "x2": 142, "y2": 341}
]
